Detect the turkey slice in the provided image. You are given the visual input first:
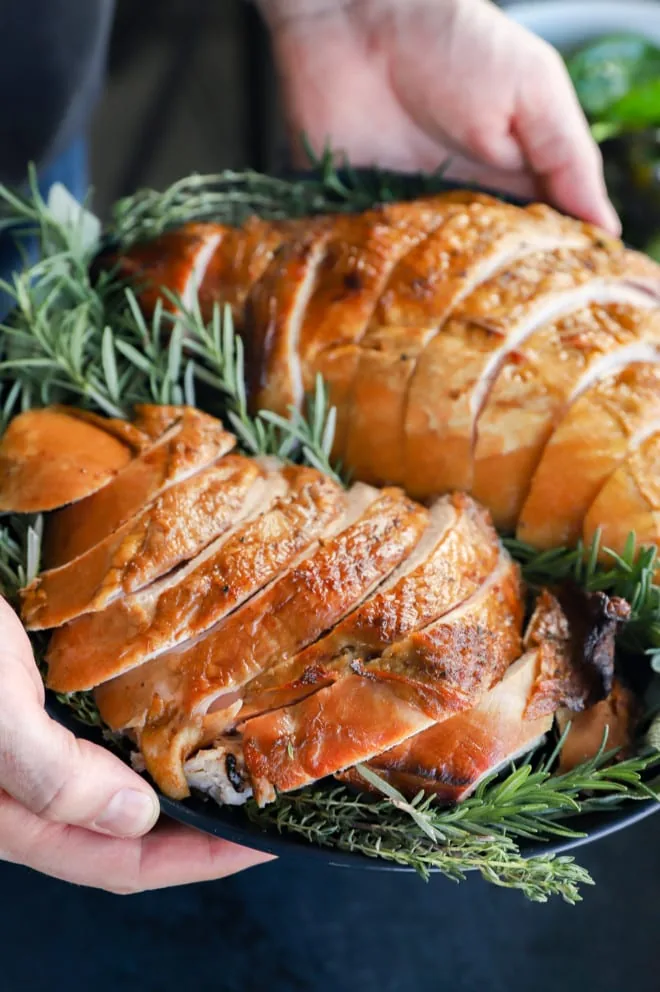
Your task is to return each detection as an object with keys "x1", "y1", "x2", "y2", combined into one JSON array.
[
  {"x1": 22, "y1": 451, "x2": 252, "y2": 631},
  {"x1": 0, "y1": 407, "x2": 145, "y2": 513},
  {"x1": 519, "y1": 362, "x2": 660, "y2": 550},
  {"x1": 338, "y1": 649, "x2": 552, "y2": 802},
  {"x1": 198, "y1": 216, "x2": 305, "y2": 323},
  {"x1": 43, "y1": 407, "x2": 233, "y2": 567},
  {"x1": 583, "y1": 430, "x2": 660, "y2": 561},
  {"x1": 108, "y1": 223, "x2": 228, "y2": 316},
  {"x1": 239, "y1": 492, "x2": 498, "y2": 720},
  {"x1": 46, "y1": 463, "x2": 341, "y2": 691},
  {"x1": 404, "y1": 242, "x2": 660, "y2": 502}
]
